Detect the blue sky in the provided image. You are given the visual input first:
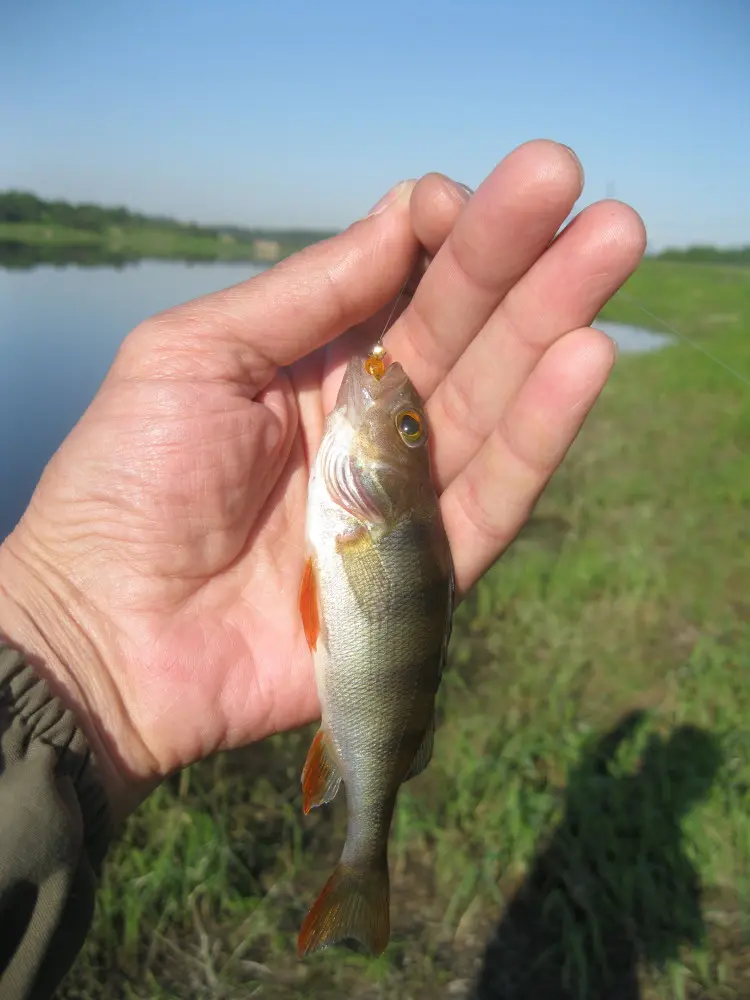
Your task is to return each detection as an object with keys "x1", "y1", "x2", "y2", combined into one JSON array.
[{"x1": 2, "y1": 0, "x2": 748, "y2": 248}]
